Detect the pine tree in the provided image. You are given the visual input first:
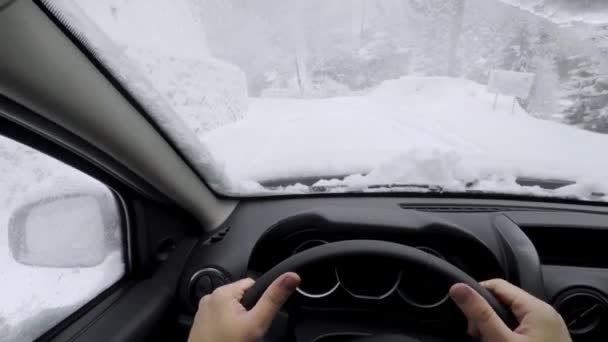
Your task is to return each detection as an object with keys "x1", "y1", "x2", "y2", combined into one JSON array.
[
  {"x1": 564, "y1": 56, "x2": 608, "y2": 132},
  {"x1": 528, "y1": 56, "x2": 560, "y2": 116},
  {"x1": 498, "y1": 23, "x2": 534, "y2": 72},
  {"x1": 447, "y1": 0, "x2": 466, "y2": 76},
  {"x1": 524, "y1": 24, "x2": 560, "y2": 116},
  {"x1": 404, "y1": 0, "x2": 455, "y2": 76}
]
